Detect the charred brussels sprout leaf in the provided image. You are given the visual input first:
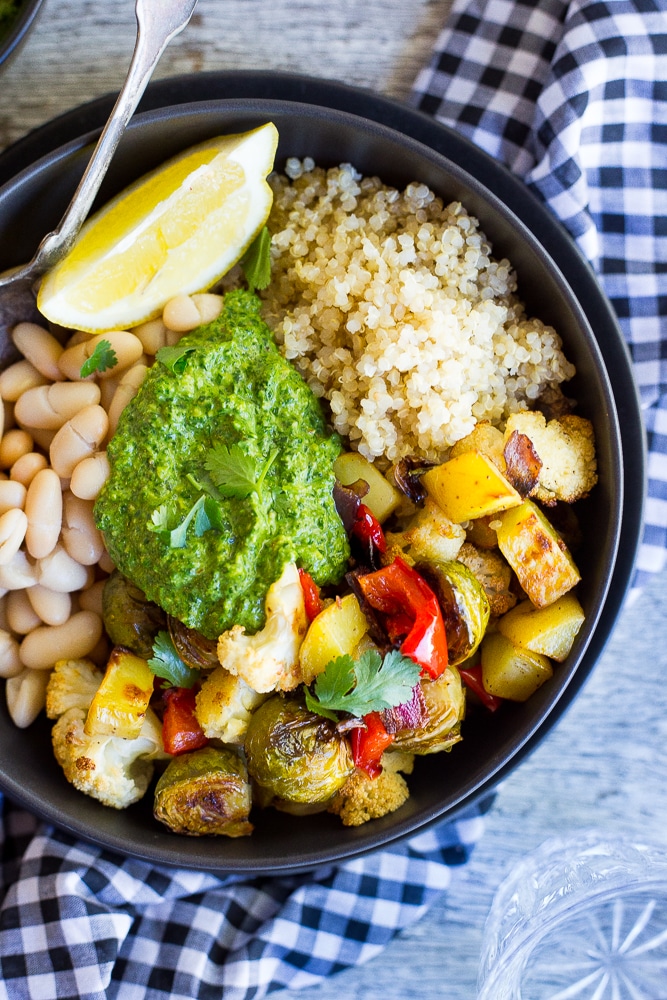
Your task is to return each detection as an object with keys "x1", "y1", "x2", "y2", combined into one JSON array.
[
  {"x1": 392, "y1": 666, "x2": 466, "y2": 755},
  {"x1": 244, "y1": 695, "x2": 354, "y2": 804},
  {"x1": 153, "y1": 746, "x2": 253, "y2": 837},
  {"x1": 167, "y1": 616, "x2": 219, "y2": 670},
  {"x1": 417, "y1": 560, "x2": 490, "y2": 666},
  {"x1": 102, "y1": 570, "x2": 166, "y2": 658}
]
